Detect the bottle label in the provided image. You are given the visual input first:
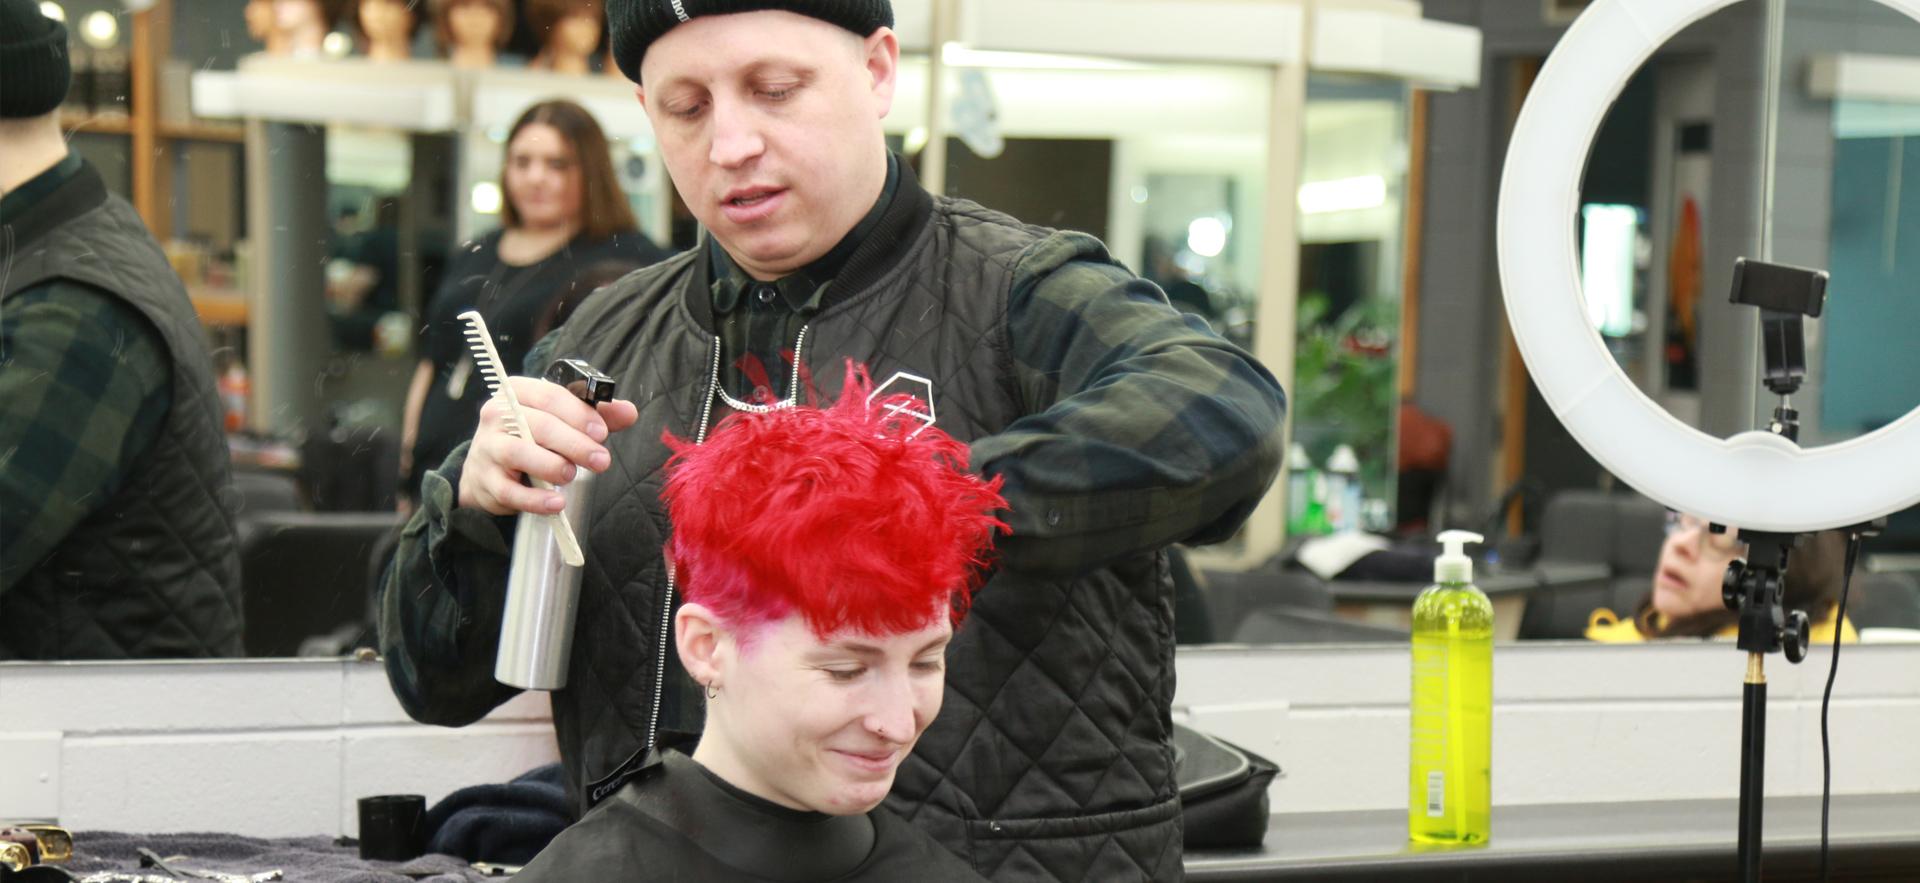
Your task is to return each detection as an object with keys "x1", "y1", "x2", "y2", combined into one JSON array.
[{"x1": 1426, "y1": 771, "x2": 1445, "y2": 817}]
